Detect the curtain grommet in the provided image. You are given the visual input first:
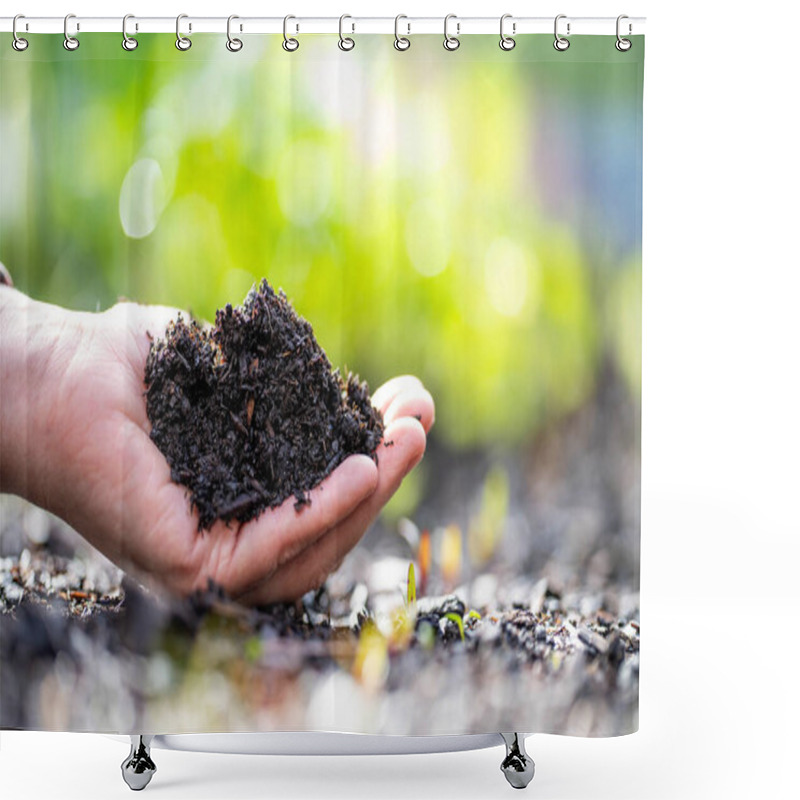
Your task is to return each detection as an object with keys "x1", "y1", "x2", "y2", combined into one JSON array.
[
  {"x1": 122, "y1": 14, "x2": 138, "y2": 51},
  {"x1": 615, "y1": 15, "x2": 632, "y2": 51},
  {"x1": 443, "y1": 14, "x2": 460, "y2": 51},
  {"x1": 499, "y1": 14, "x2": 516, "y2": 51},
  {"x1": 394, "y1": 15, "x2": 410, "y2": 51},
  {"x1": 338, "y1": 14, "x2": 355, "y2": 51},
  {"x1": 283, "y1": 15, "x2": 299, "y2": 52},
  {"x1": 176, "y1": 14, "x2": 192, "y2": 51},
  {"x1": 12, "y1": 15, "x2": 29, "y2": 51},
  {"x1": 63, "y1": 13, "x2": 80, "y2": 51},
  {"x1": 553, "y1": 14, "x2": 570, "y2": 51},
  {"x1": 226, "y1": 15, "x2": 243, "y2": 52}
]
